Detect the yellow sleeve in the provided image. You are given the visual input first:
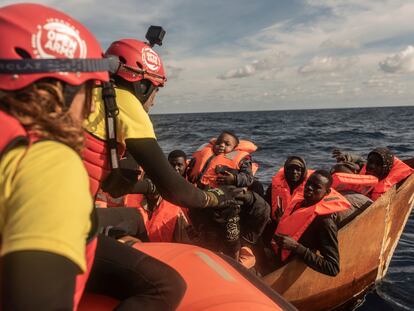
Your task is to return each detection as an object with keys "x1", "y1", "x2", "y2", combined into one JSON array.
[
  {"x1": 0, "y1": 141, "x2": 92, "y2": 271},
  {"x1": 84, "y1": 87, "x2": 156, "y2": 145}
]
